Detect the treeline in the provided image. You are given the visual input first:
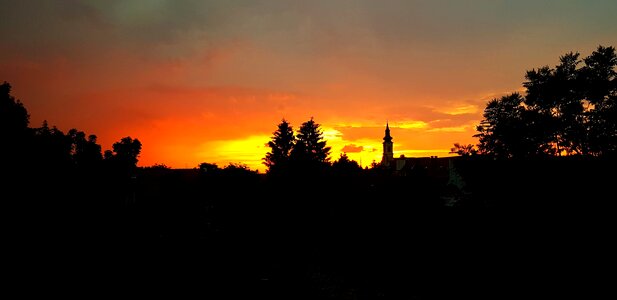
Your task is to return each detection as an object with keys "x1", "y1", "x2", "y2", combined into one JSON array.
[
  {"x1": 1, "y1": 82, "x2": 142, "y2": 177},
  {"x1": 453, "y1": 45, "x2": 617, "y2": 158},
  {"x1": 2, "y1": 81, "x2": 149, "y2": 251}
]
